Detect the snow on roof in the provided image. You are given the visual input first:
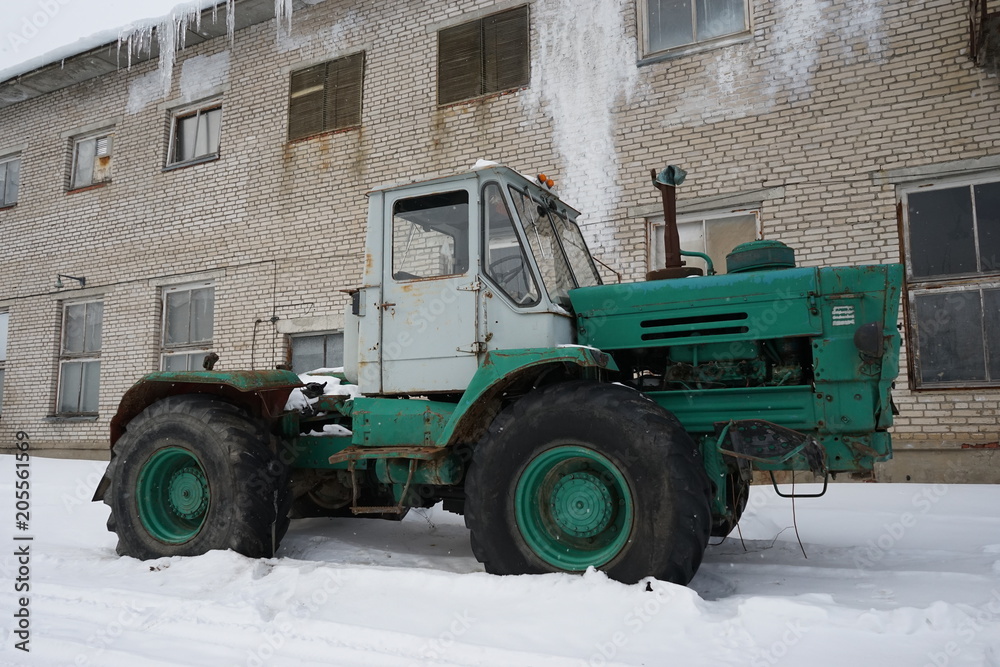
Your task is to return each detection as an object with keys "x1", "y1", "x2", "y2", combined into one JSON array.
[{"x1": 0, "y1": 0, "x2": 221, "y2": 83}]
